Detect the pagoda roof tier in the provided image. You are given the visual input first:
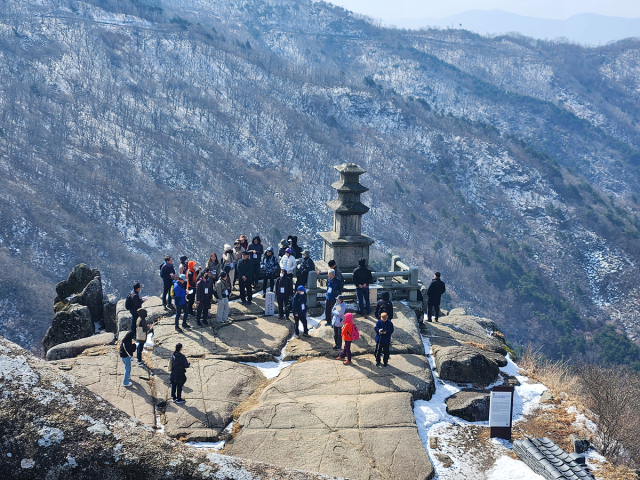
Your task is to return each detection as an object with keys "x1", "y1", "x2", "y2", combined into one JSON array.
[
  {"x1": 318, "y1": 231, "x2": 375, "y2": 246},
  {"x1": 334, "y1": 163, "x2": 367, "y2": 175},
  {"x1": 330, "y1": 180, "x2": 369, "y2": 194},
  {"x1": 326, "y1": 199, "x2": 370, "y2": 215}
]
